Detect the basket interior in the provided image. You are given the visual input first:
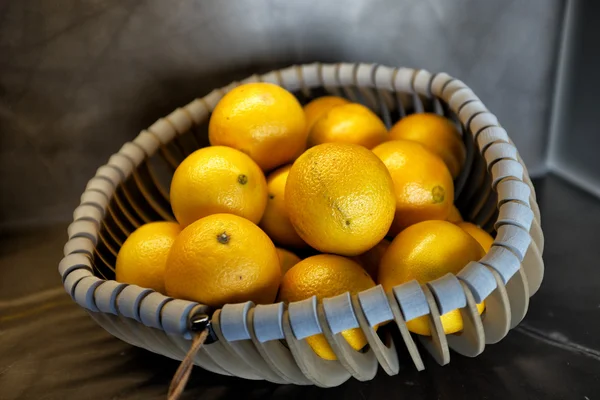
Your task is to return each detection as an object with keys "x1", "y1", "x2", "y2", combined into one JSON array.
[{"x1": 91, "y1": 82, "x2": 496, "y2": 281}]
